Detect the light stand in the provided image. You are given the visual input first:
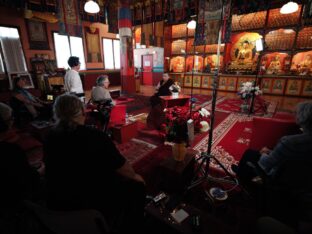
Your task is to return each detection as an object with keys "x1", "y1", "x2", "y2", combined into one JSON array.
[
  {"x1": 186, "y1": 0, "x2": 239, "y2": 198},
  {"x1": 248, "y1": 38, "x2": 264, "y2": 116}
]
